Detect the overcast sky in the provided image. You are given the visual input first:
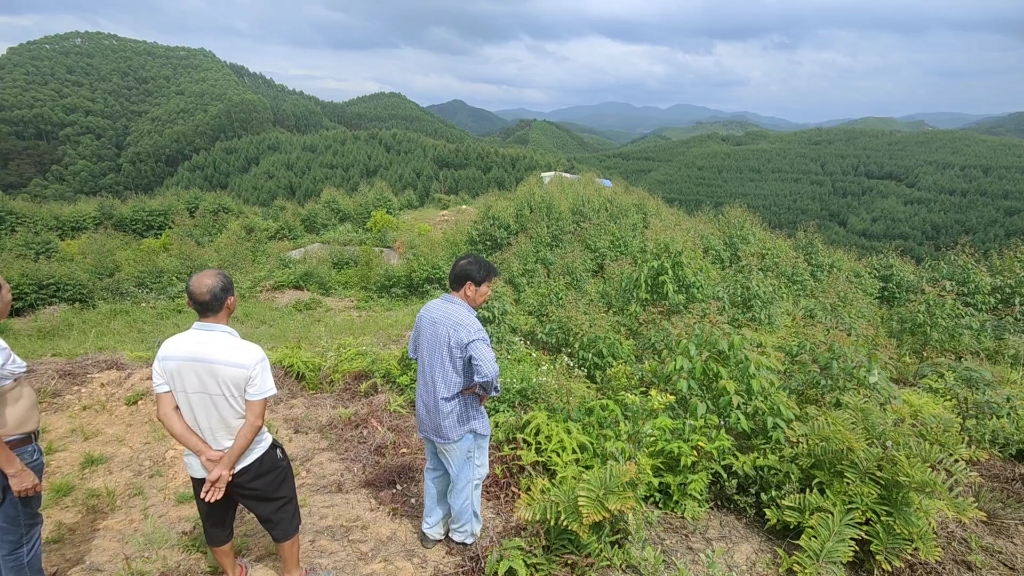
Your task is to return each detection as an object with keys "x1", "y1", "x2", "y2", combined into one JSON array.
[{"x1": 2, "y1": 1, "x2": 1022, "y2": 122}]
